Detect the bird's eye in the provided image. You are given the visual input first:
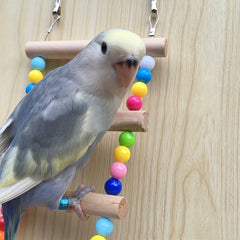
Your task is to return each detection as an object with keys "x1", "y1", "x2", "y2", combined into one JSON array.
[{"x1": 101, "y1": 42, "x2": 107, "y2": 54}]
